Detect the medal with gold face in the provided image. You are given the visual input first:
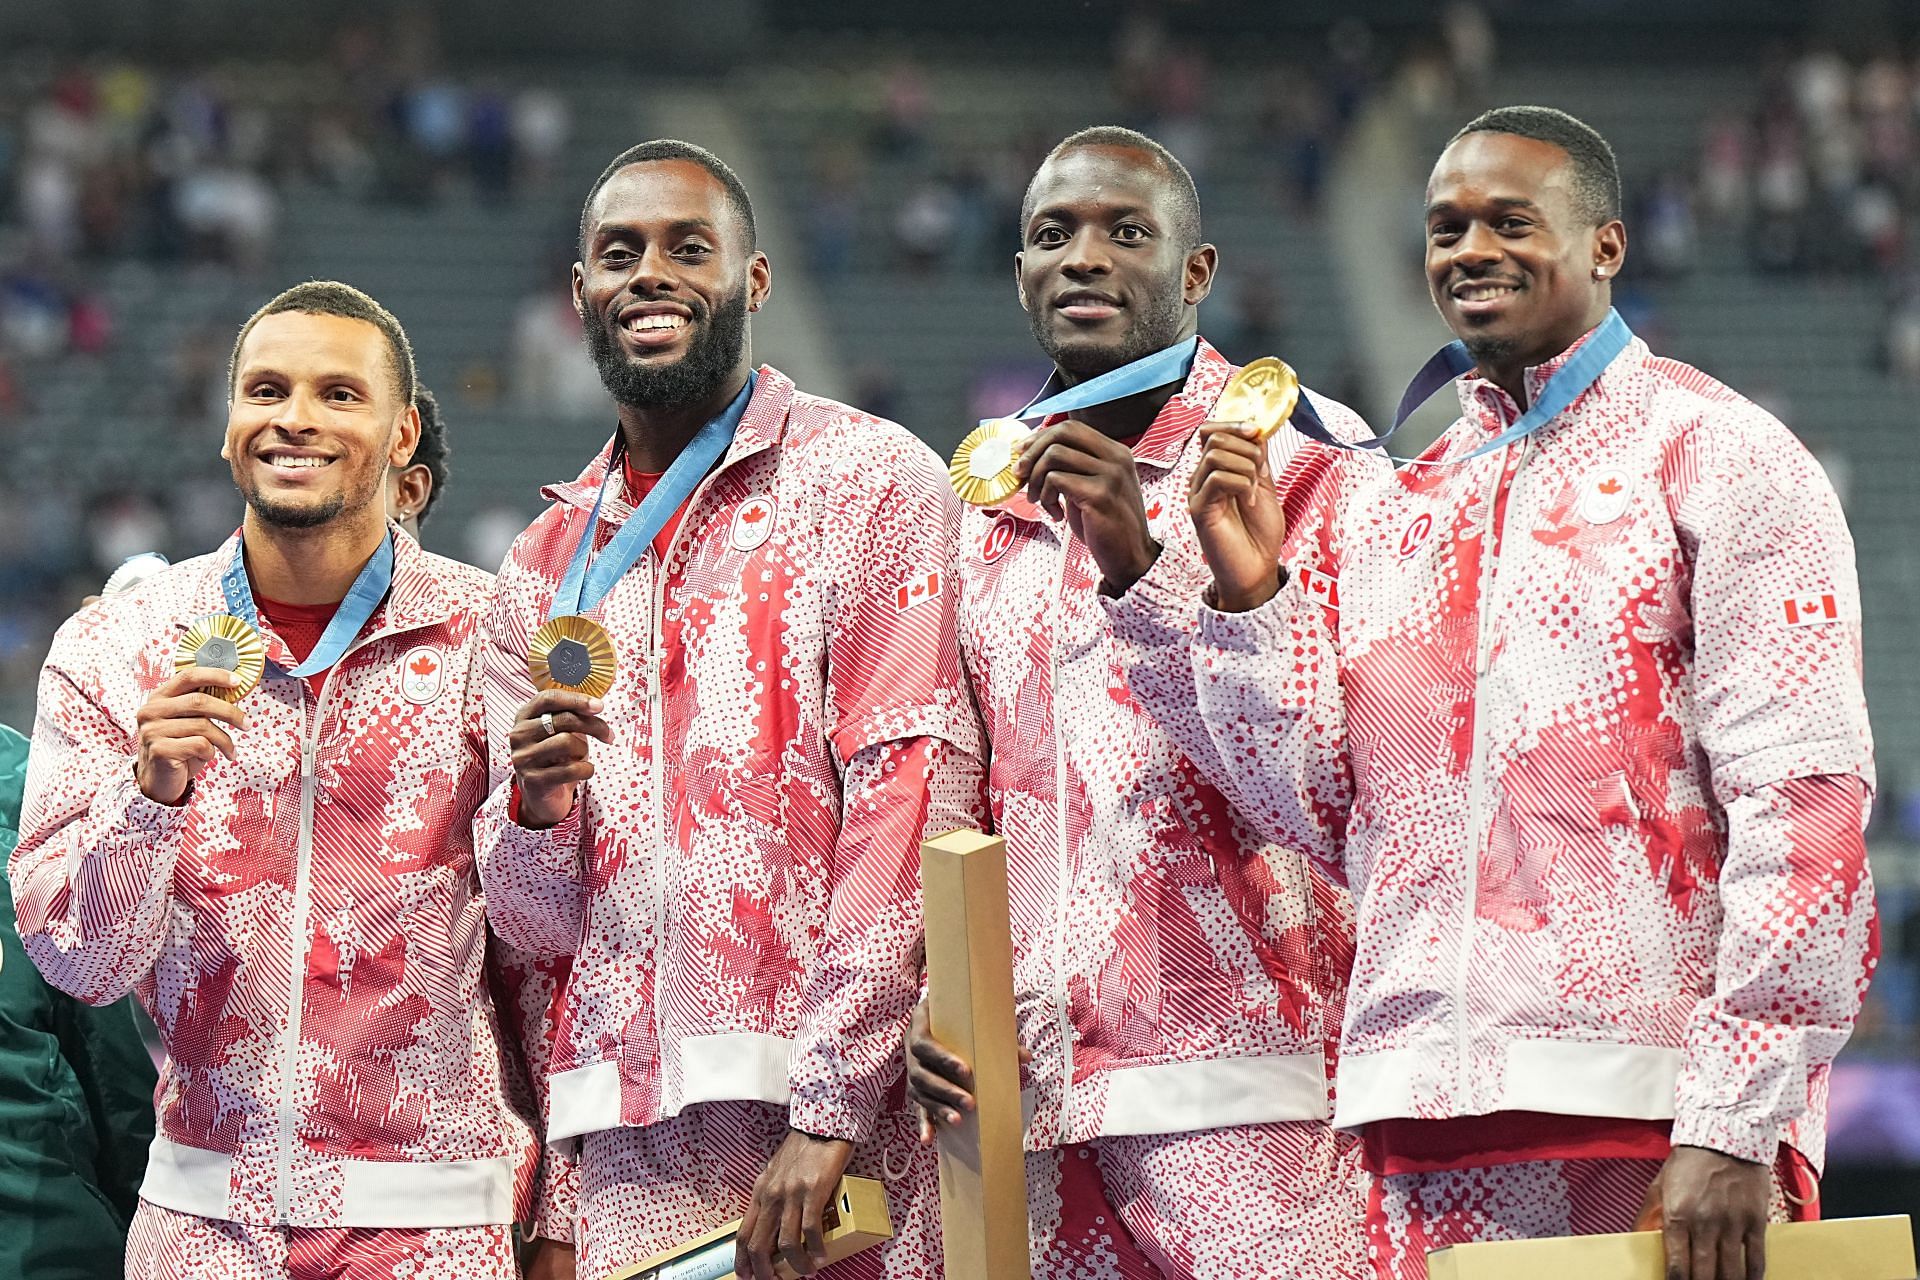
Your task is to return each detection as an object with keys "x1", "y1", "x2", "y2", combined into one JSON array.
[
  {"x1": 1211, "y1": 357, "x2": 1302, "y2": 440},
  {"x1": 529, "y1": 615, "x2": 618, "y2": 699},
  {"x1": 175, "y1": 614, "x2": 266, "y2": 703},
  {"x1": 949, "y1": 418, "x2": 1030, "y2": 507}
]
